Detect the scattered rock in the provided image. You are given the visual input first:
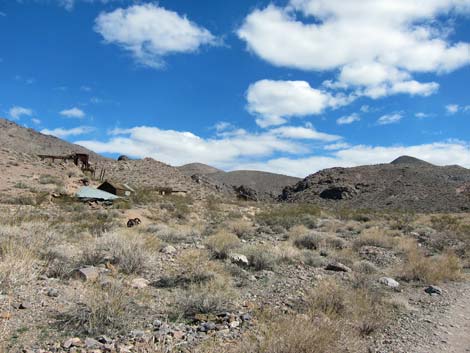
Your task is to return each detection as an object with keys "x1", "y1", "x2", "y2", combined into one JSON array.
[
  {"x1": 325, "y1": 262, "x2": 352, "y2": 272},
  {"x1": 46, "y1": 288, "x2": 59, "y2": 297},
  {"x1": 84, "y1": 338, "x2": 102, "y2": 349},
  {"x1": 130, "y1": 278, "x2": 150, "y2": 289},
  {"x1": 425, "y1": 285, "x2": 443, "y2": 295},
  {"x1": 161, "y1": 245, "x2": 177, "y2": 255},
  {"x1": 63, "y1": 337, "x2": 82, "y2": 349},
  {"x1": 229, "y1": 253, "x2": 249, "y2": 266},
  {"x1": 73, "y1": 267, "x2": 99, "y2": 282},
  {"x1": 379, "y1": 277, "x2": 400, "y2": 289}
]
